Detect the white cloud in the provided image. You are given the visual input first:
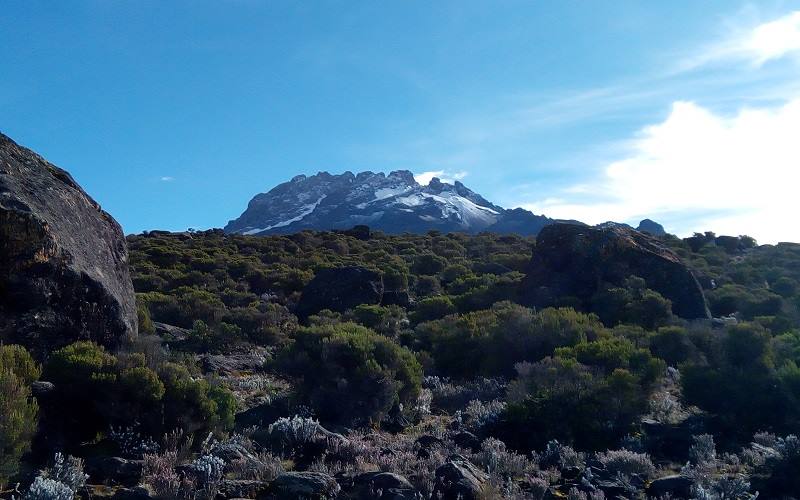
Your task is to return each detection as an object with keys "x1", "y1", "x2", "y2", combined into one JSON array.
[
  {"x1": 522, "y1": 98, "x2": 800, "y2": 244},
  {"x1": 413, "y1": 170, "x2": 468, "y2": 185},
  {"x1": 160, "y1": 176, "x2": 175, "y2": 182},
  {"x1": 684, "y1": 11, "x2": 800, "y2": 70}
]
